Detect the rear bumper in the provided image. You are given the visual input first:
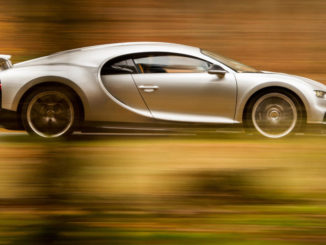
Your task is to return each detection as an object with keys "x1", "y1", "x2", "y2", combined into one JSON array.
[
  {"x1": 0, "y1": 83, "x2": 21, "y2": 129},
  {"x1": 0, "y1": 109, "x2": 22, "y2": 130}
]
